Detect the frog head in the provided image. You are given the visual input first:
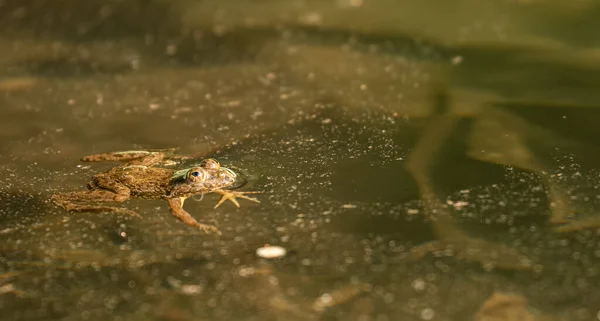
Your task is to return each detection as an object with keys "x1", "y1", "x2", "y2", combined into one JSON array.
[
  {"x1": 195, "y1": 159, "x2": 237, "y2": 190},
  {"x1": 169, "y1": 162, "x2": 238, "y2": 197},
  {"x1": 202, "y1": 166, "x2": 237, "y2": 190}
]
